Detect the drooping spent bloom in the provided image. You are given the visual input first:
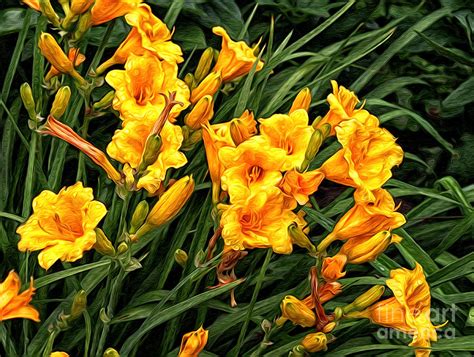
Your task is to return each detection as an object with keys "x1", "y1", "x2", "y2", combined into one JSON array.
[
  {"x1": 178, "y1": 326, "x2": 209, "y2": 357},
  {"x1": 317, "y1": 189, "x2": 405, "y2": 252},
  {"x1": 0, "y1": 271, "x2": 39, "y2": 322},
  {"x1": 17, "y1": 182, "x2": 107, "y2": 270},
  {"x1": 212, "y1": 26, "x2": 263, "y2": 82},
  {"x1": 319, "y1": 118, "x2": 403, "y2": 202}
]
